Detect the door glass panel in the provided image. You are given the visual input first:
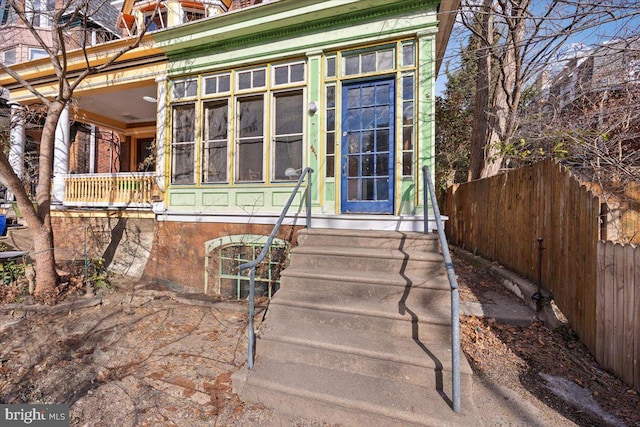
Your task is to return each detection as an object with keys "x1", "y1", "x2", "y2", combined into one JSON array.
[
  {"x1": 348, "y1": 110, "x2": 359, "y2": 130},
  {"x1": 377, "y1": 130, "x2": 389, "y2": 151},
  {"x1": 348, "y1": 133, "x2": 360, "y2": 153},
  {"x1": 362, "y1": 179, "x2": 374, "y2": 200},
  {"x1": 348, "y1": 156, "x2": 359, "y2": 175},
  {"x1": 376, "y1": 105, "x2": 389, "y2": 127},
  {"x1": 362, "y1": 131, "x2": 374, "y2": 152},
  {"x1": 376, "y1": 179, "x2": 388, "y2": 199},
  {"x1": 348, "y1": 88, "x2": 360, "y2": 108},
  {"x1": 361, "y1": 87, "x2": 375, "y2": 105},
  {"x1": 376, "y1": 154, "x2": 389, "y2": 175},
  {"x1": 348, "y1": 179, "x2": 358, "y2": 199},
  {"x1": 362, "y1": 107, "x2": 375, "y2": 129},
  {"x1": 362, "y1": 154, "x2": 374, "y2": 176},
  {"x1": 376, "y1": 85, "x2": 390, "y2": 104}
]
